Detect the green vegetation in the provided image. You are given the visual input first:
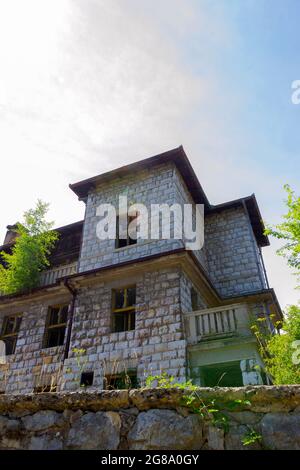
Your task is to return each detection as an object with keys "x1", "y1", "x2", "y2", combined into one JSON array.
[
  {"x1": 263, "y1": 185, "x2": 300, "y2": 384},
  {"x1": 241, "y1": 428, "x2": 262, "y2": 446},
  {"x1": 145, "y1": 373, "x2": 259, "y2": 446},
  {"x1": 0, "y1": 200, "x2": 58, "y2": 294},
  {"x1": 146, "y1": 373, "x2": 250, "y2": 432},
  {"x1": 265, "y1": 184, "x2": 300, "y2": 276},
  {"x1": 252, "y1": 305, "x2": 300, "y2": 384}
]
